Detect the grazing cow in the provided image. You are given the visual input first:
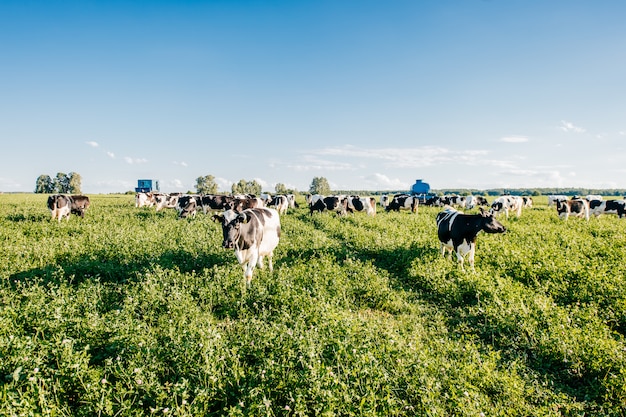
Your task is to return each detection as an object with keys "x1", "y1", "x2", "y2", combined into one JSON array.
[
  {"x1": 47, "y1": 194, "x2": 73, "y2": 222},
  {"x1": 155, "y1": 193, "x2": 181, "y2": 212},
  {"x1": 588, "y1": 199, "x2": 626, "y2": 218},
  {"x1": 385, "y1": 194, "x2": 418, "y2": 213},
  {"x1": 230, "y1": 196, "x2": 264, "y2": 213},
  {"x1": 286, "y1": 194, "x2": 299, "y2": 209},
  {"x1": 556, "y1": 198, "x2": 590, "y2": 221},
  {"x1": 548, "y1": 195, "x2": 568, "y2": 207},
  {"x1": 441, "y1": 195, "x2": 467, "y2": 208},
  {"x1": 268, "y1": 195, "x2": 289, "y2": 215},
  {"x1": 69, "y1": 195, "x2": 91, "y2": 218},
  {"x1": 176, "y1": 195, "x2": 201, "y2": 219},
  {"x1": 586, "y1": 195, "x2": 603, "y2": 202},
  {"x1": 308, "y1": 195, "x2": 346, "y2": 215},
  {"x1": 490, "y1": 195, "x2": 523, "y2": 219},
  {"x1": 522, "y1": 197, "x2": 533, "y2": 208},
  {"x1": 380, "y1": 194, "x2": 390, "y2": 209},
  {"x1": 135, "y1": 192, "x2": 155, "y2": 208},
  {"x1": 343, "y1": 196, "x2": 377, "y2": 216},
  {"x1": 212, "y1": 208, "x2": 281, "y2": 287},
  {"x1": 436, "y1": 207, "x2": 506, "y2": 270},
  {"x1": 199, "y1": 194, "x2": 234, "y2": 214}
]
